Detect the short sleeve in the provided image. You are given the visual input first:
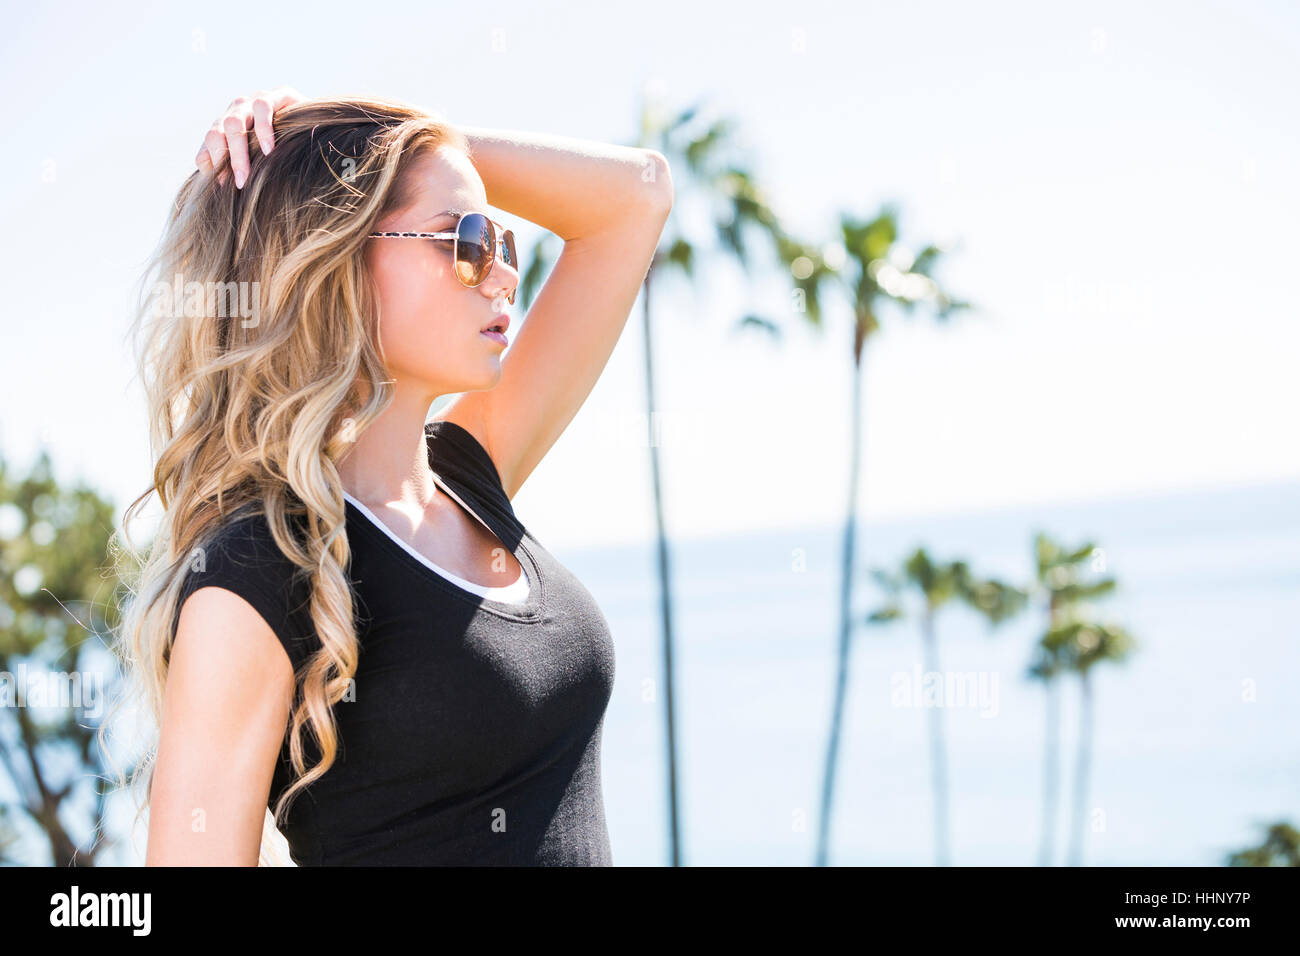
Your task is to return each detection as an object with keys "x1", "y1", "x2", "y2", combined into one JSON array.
[{"x1": 172, "y1": 513, "x2": 319, "y2": 675}]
